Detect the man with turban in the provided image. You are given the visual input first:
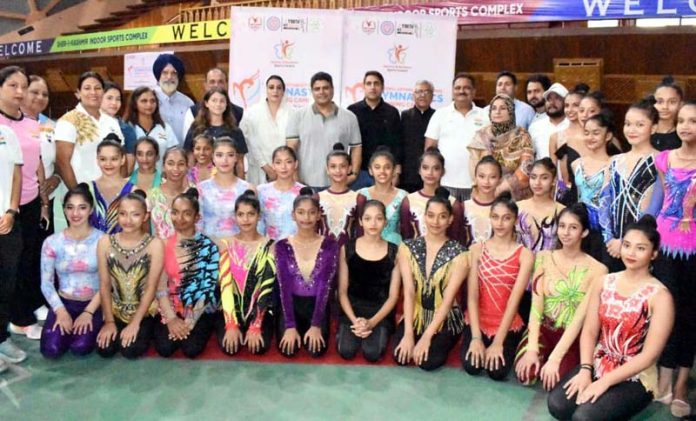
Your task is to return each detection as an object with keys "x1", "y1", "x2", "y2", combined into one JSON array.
[{"x1": 152, "y1": 53, "x2": 194, "y2": 145}]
